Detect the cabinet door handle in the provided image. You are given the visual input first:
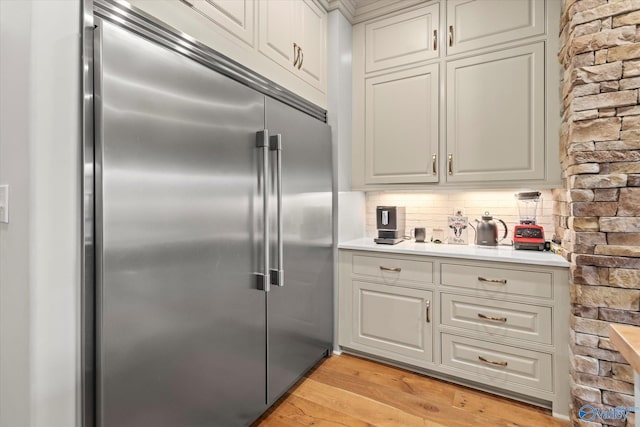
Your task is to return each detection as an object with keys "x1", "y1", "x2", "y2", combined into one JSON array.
[
  {"x1": 269, "y1": 134, "x2": 284, "y2": 287},
  {"x1": 478, "y1": 313, "x2": 507, "y2": 322},
  {"x1": 449, "y1": 25, "x2": 454, "y2": 47},
  {"x1": 478, "y1": 276, "x2": 507, "y2": 285},
  {"x1": 433, "y1": 29, "x2": 438, "y2": 51},
  {"x1": 255, "y1": 130, "x2": 270, "y2": 292},
  {"x1": 379, "y1": 266, "x2": 401, "y2": 272},
  {"x1": 432, "y1": 154, "x2": 437, "y2": 175},
  {"x1": 298, "y1": 48, "x2": 303, "y2": 69},
  {"x1": 425, "y1": 300, "x2": 431, "y2": 323},
  {"x1": 293, "y1": 42, "x2": 299, "y2": 67},
  {"x1": 478, "y1": 356, "x2": 508, "y2": 367},
  {"x1": 447, "y1": 154, "x2": 453, "y2": 175}
]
